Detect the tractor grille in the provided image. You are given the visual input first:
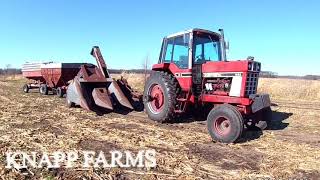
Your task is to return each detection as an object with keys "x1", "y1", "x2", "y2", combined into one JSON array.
[{"x1": 245, "y1": 72, "x2": 259, "y2": 96}]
